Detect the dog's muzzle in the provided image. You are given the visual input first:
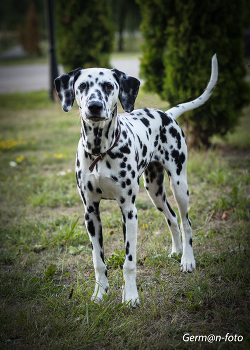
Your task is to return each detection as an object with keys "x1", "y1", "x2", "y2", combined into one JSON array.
[{"x1": 85, "y1": 101, "x2": 105, "y2": 122}]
